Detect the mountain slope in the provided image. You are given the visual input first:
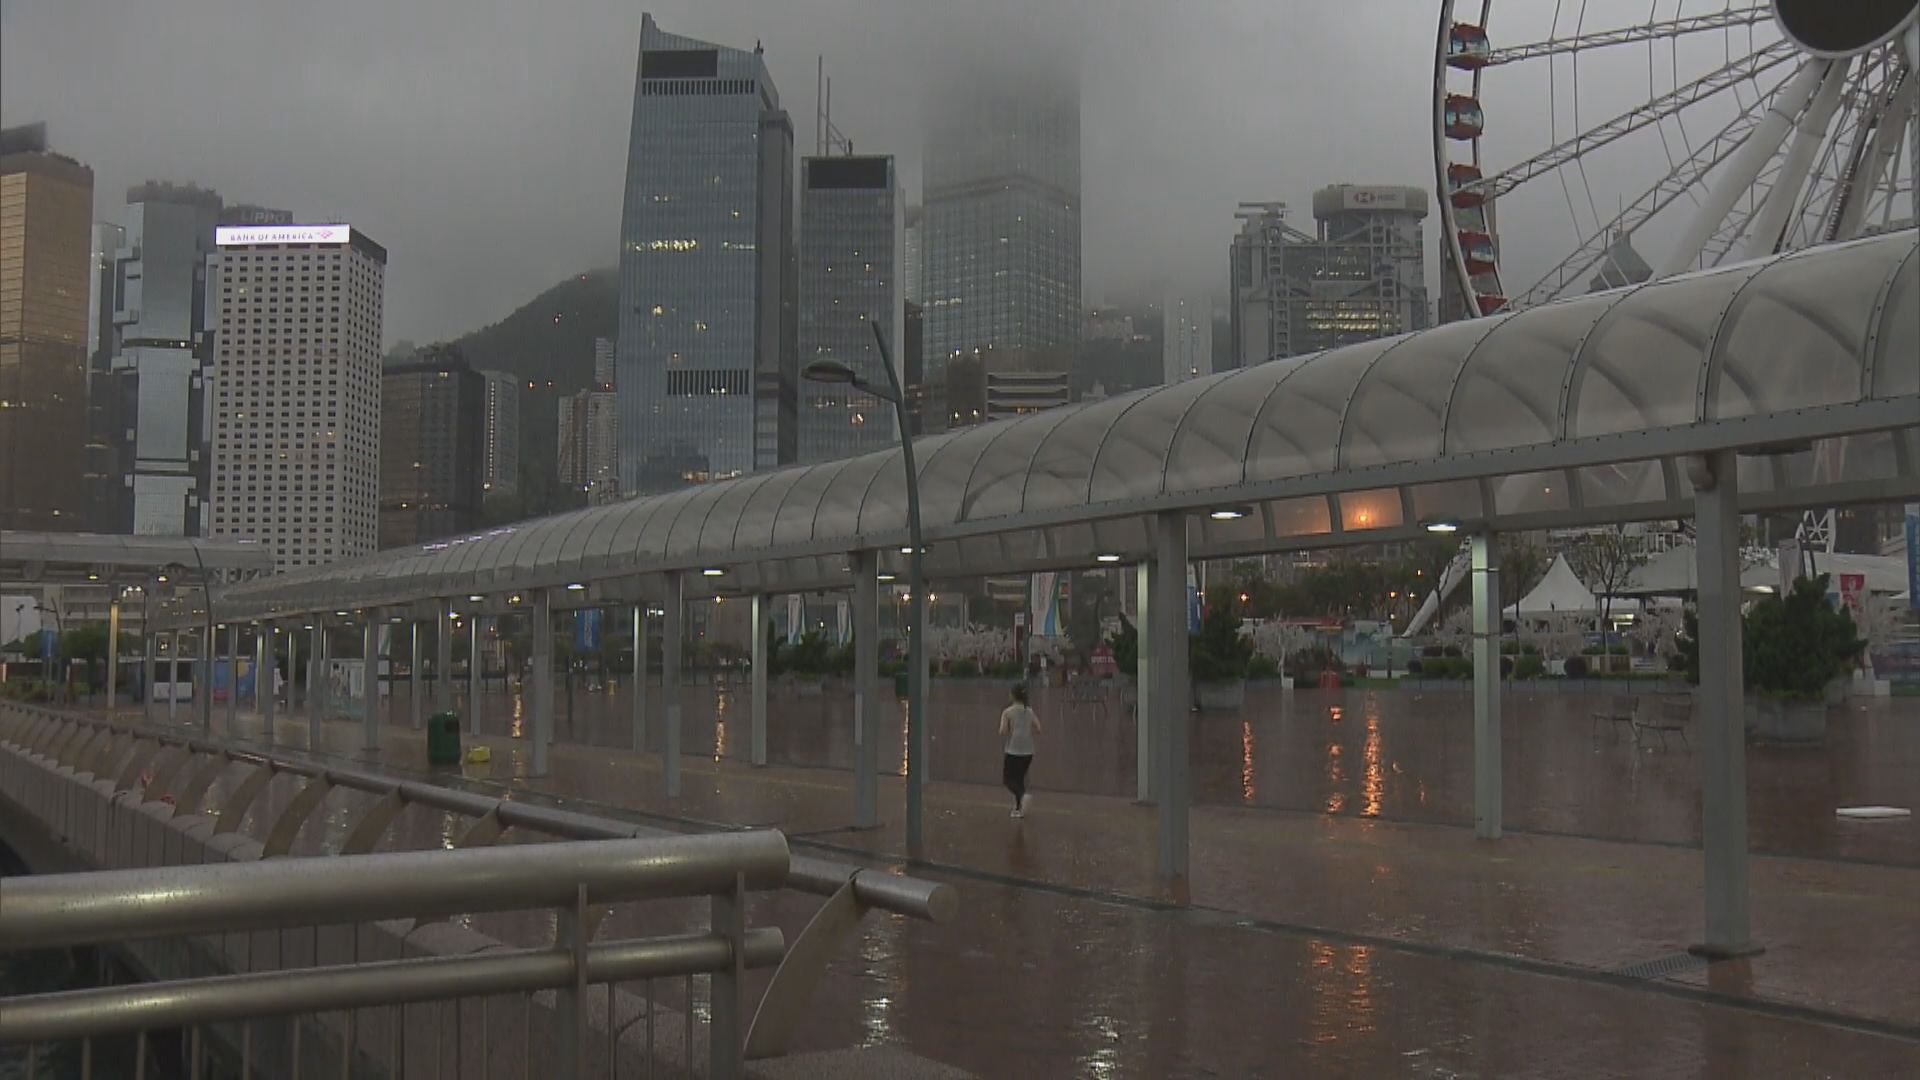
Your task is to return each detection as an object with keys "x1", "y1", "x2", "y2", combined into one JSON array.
[
  {"x1": 451, "y1": 268, "x2": 620, "y2": 393},
  {"x1": 443, "y1": 268, "x2": 620, "y2": 520}
]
